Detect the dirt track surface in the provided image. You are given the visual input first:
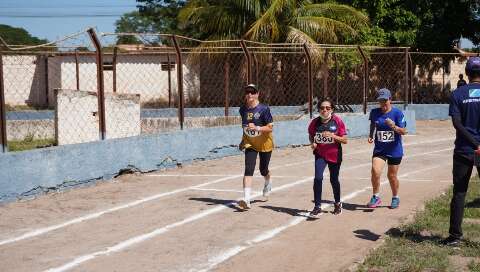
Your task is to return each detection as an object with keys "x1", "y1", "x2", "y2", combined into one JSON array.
[{"x1": 0, "y1": 120, "x2": 461, "y2": 272}]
